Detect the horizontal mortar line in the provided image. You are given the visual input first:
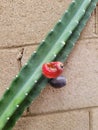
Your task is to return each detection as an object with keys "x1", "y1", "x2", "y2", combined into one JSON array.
[
  {"x1": 0, "y1": 36, "x2": 98, "y2": 50},
  {"x1": 79, "y1": 36, "x2": 98, "y2": 41},
  {"x1": 0, "y1": 43, "x2": 38, "y2": 50},
  {"x1": 22, "y1": 105, "x2": 98, "y2": 118}
]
